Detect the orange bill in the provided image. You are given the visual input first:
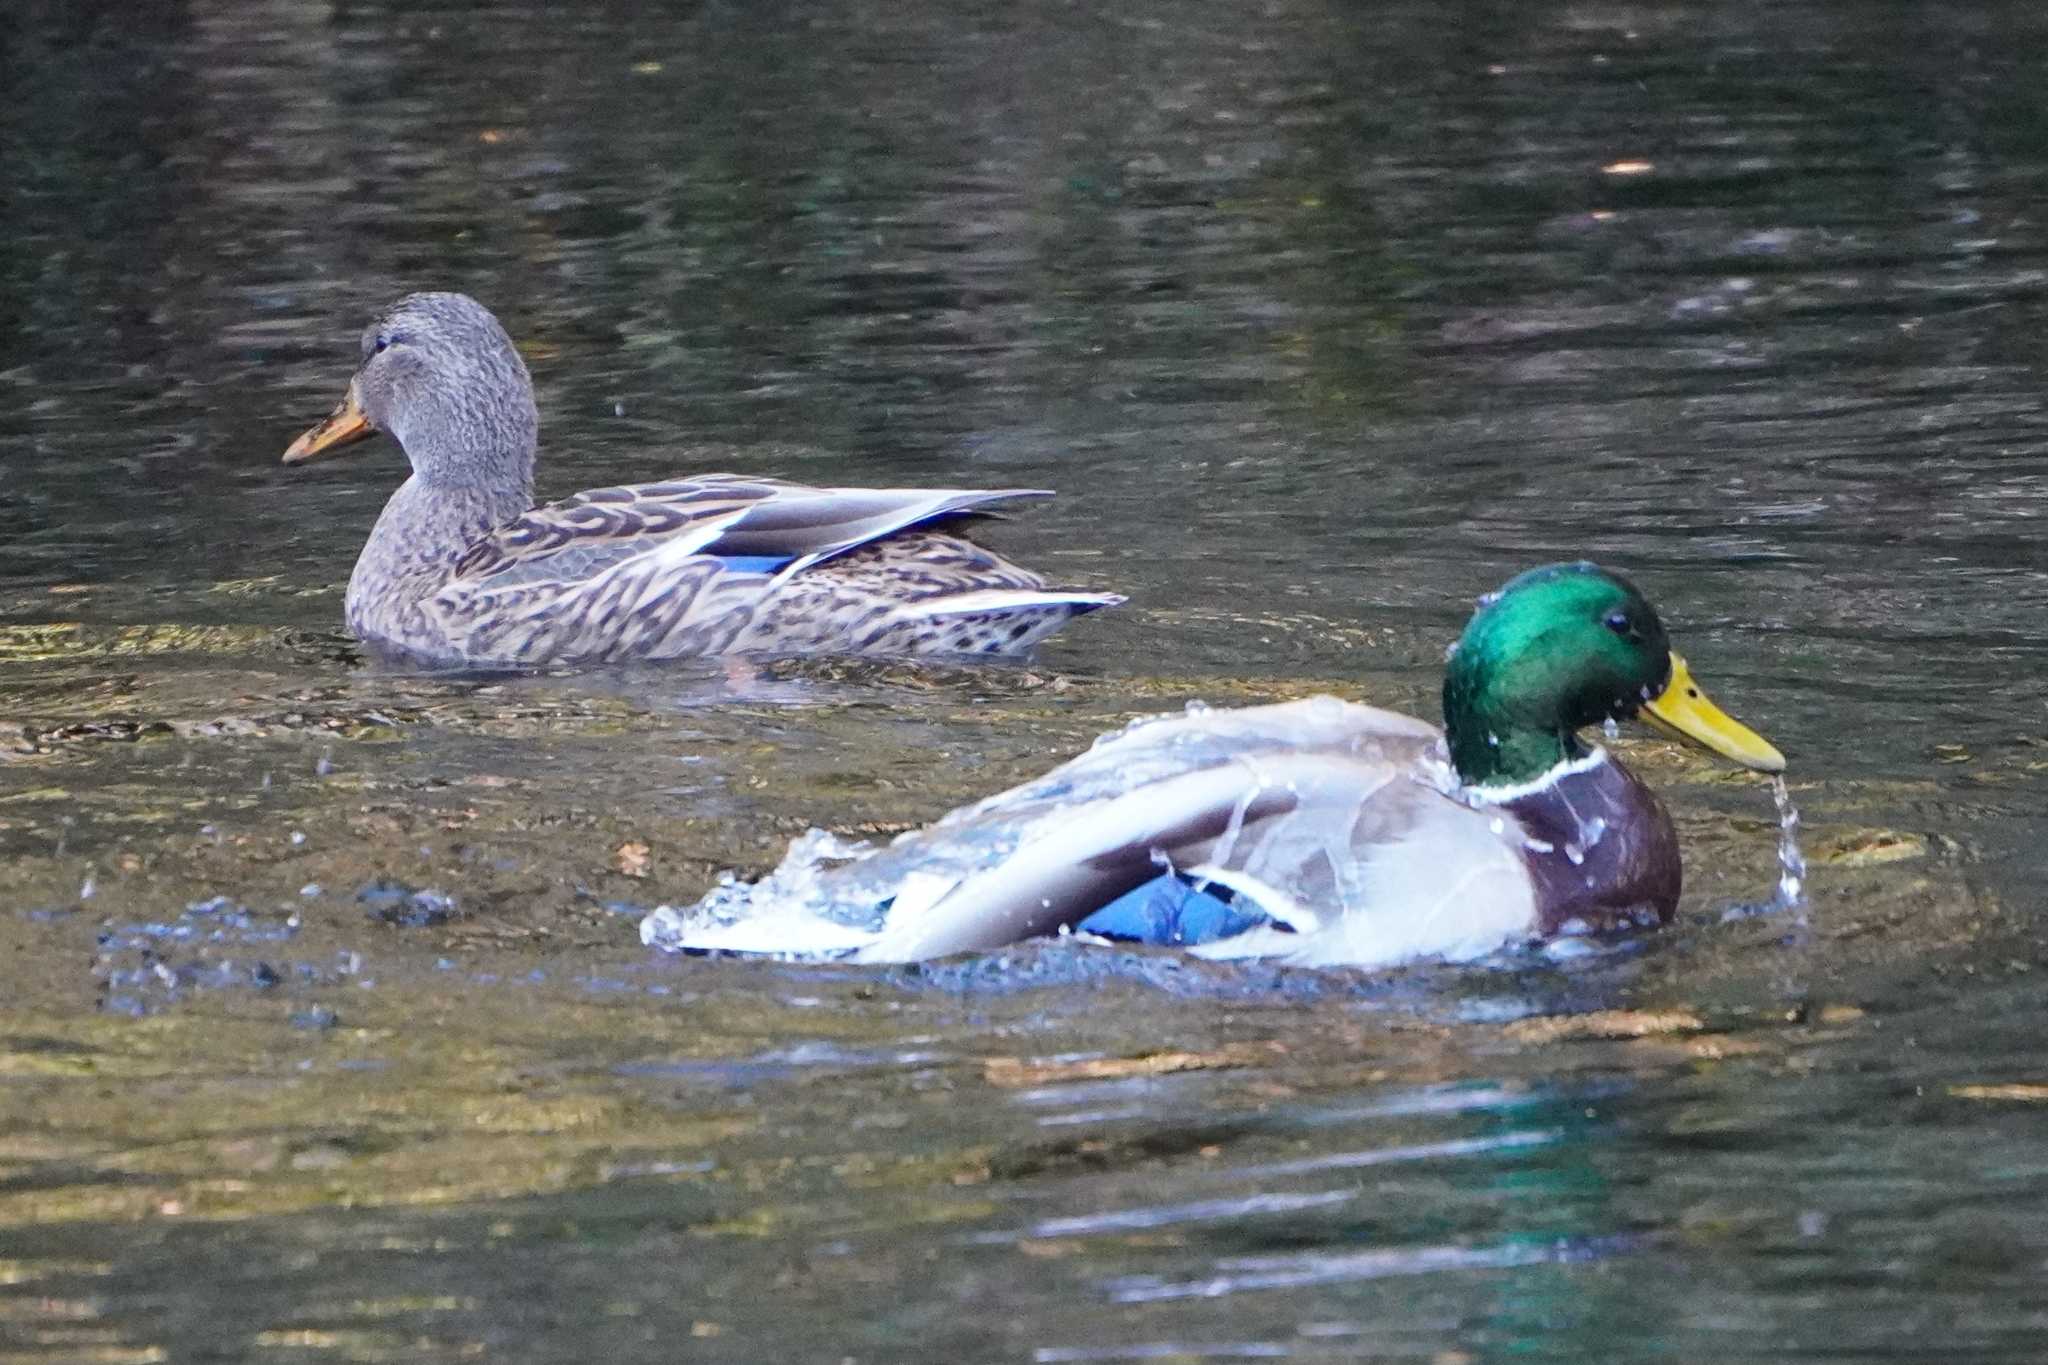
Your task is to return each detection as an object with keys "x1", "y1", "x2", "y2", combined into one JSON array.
[{"x1": 282, "y1": 383, "x2": 376, "y2": 464}]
